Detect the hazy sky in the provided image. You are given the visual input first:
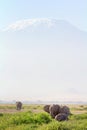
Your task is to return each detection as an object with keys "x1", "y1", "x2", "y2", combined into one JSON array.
[
  {"x1": 0, "y1": 0, "x2": 87, "y2": 101},
  {"x1": 0, "y1": 0, "x2": 87, "y2": 31}
]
